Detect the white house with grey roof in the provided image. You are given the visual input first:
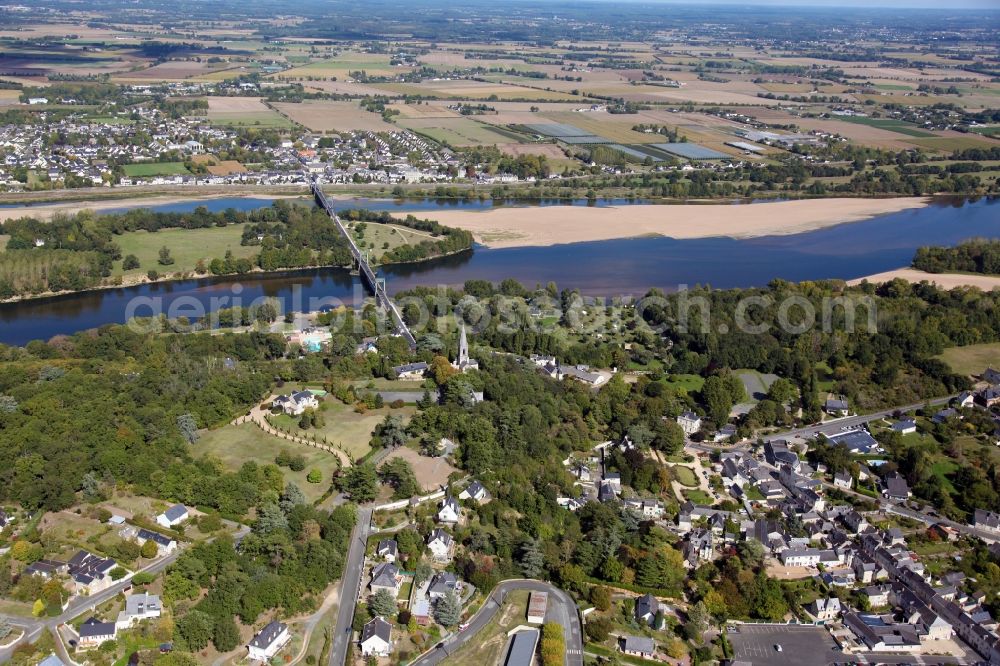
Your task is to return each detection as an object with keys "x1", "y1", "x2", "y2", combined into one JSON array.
[
  {"x1": 78, "y1": 617, "x2": 116, "y2": 648},
  {"x1": 116, "y1": 592, "x2": 161, "y2": 630},
  {"x1": 360, "y1": 617, "x2": 392, "y2": 657},
  {"x1": 273, "y1": 390, "x2": 319, "y2": 416},
  {"x1": 427, "y1": 529, "x2": 455, "y2": 562},
  {"x1": 369, "y1": 562, "x2": 402, "y2": 596},
  {"x1": 459, "y1": 480, "x2": 491, "y2": 503},
  {"x1": 156, "y1": 504, "x2": 189, "y2": 528},
  {"x1": 619, "y1": 635, "x2": 655, "y2": 658},
  {"x1": 437, "y1": 496, "x2": 461, "y2": 524},
  {"x1": 676, "y1": 411, "x2": 702, "y2": 435},
  {"x1": 135, "y1": 528, "x2": 177, "y2": 555},
  {"x1": 247, "y1": 620, "x2": 290, "y2": 661}
]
